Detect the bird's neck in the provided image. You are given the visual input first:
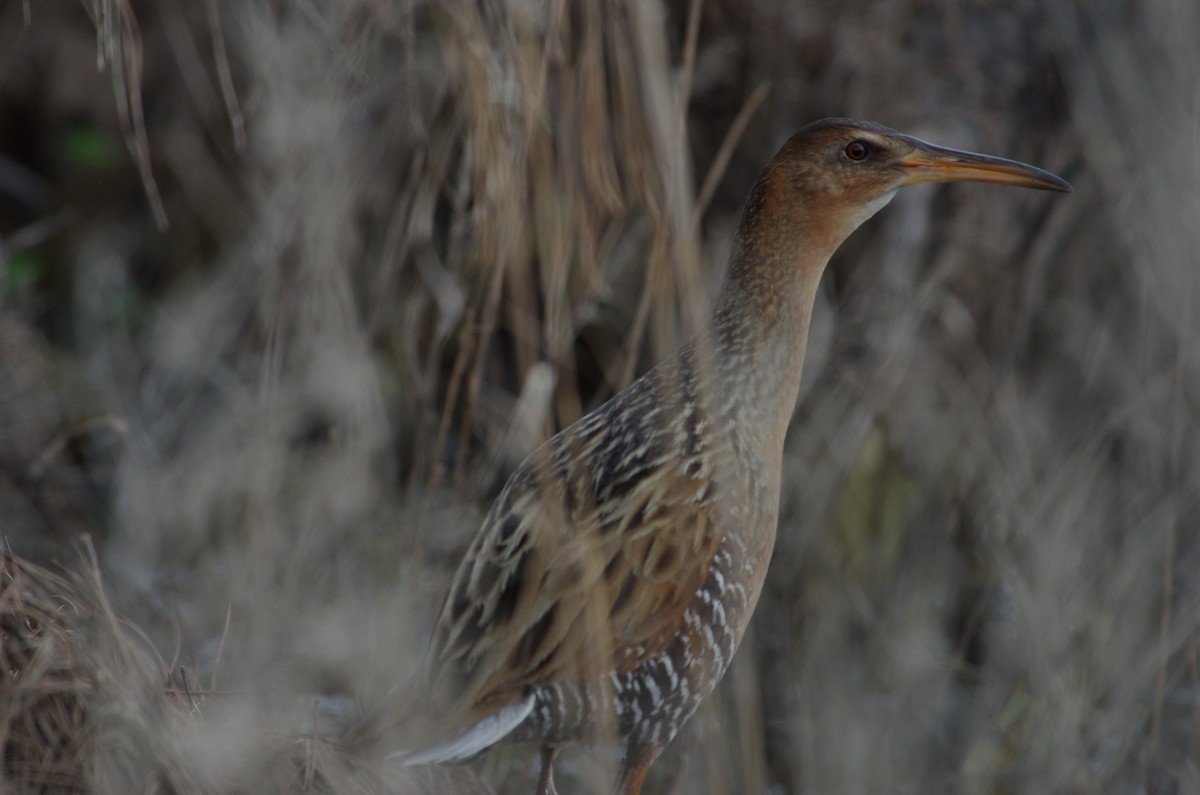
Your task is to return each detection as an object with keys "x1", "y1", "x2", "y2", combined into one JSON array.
[
  {"x1": 704, "y1": 183, "x2": 838, "y2": 453},
  {"x1": 707, "y1": 248, "x2": 826, "y2": 449}
]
